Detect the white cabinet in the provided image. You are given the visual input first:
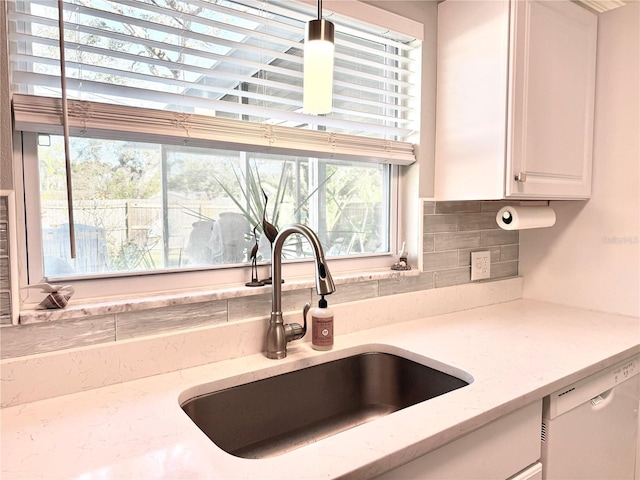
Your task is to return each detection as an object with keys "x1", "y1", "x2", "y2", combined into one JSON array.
[
  {"x1": 374, "y1": 400, "x2": 542, "y2": 479},
  {"x1": 434, "y1": 0, "x2": 597, "y2": 200}
]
